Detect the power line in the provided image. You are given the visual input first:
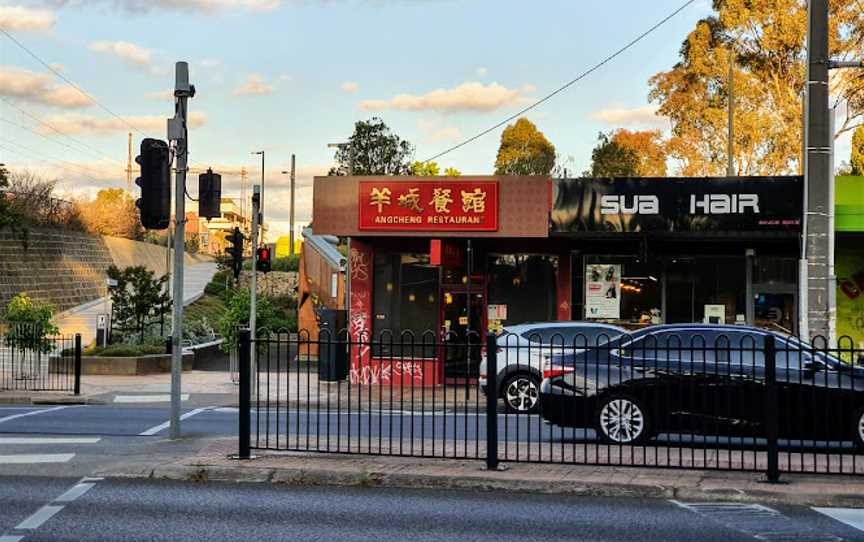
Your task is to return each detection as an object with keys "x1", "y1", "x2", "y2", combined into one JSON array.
[
  {"x1": 0, "y1": 25, "x2": 209, "y2": 170},
  {"x1": 0, "y1": 24, "x2": 152, "y2": 138},
  {"x1": 0, "y1": 105, "x2": 125, "y2": 167},
  {"x1": 422, "y1": 0, "x2": 697, "y2": 163},
  {"x1": 0, "y1": 137, "x2": 119, "y2": 184}
]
